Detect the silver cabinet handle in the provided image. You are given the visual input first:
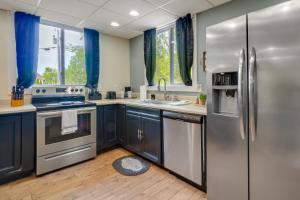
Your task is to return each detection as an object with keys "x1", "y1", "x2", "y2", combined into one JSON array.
[
  {"x1": 138, "y1": 129, "x2": 141, "y2": 140},
  {"x1": 238, "y1": 49, "x2": 246, "y2": 140},
  {"x1": 249, "y1": 47, "x2": 257, "y2": 142}
]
